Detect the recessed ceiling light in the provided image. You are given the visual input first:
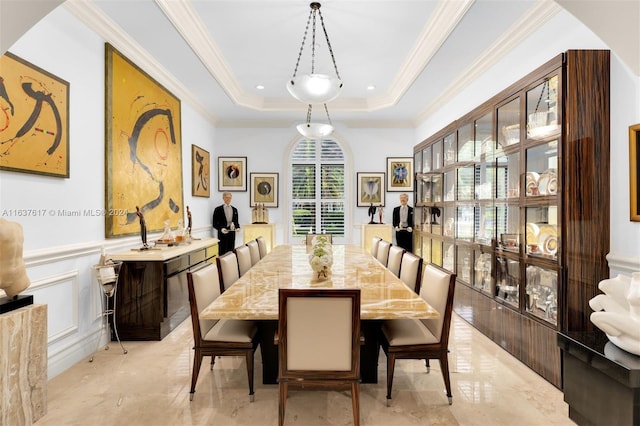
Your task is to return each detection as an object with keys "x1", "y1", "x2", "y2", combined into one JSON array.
[
  {"x1": 367, "y1": 85, "x2": 376, "y2": 91},
  {"x1": 256, "y1": 85, "x2": 265, "y2": 90}
]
